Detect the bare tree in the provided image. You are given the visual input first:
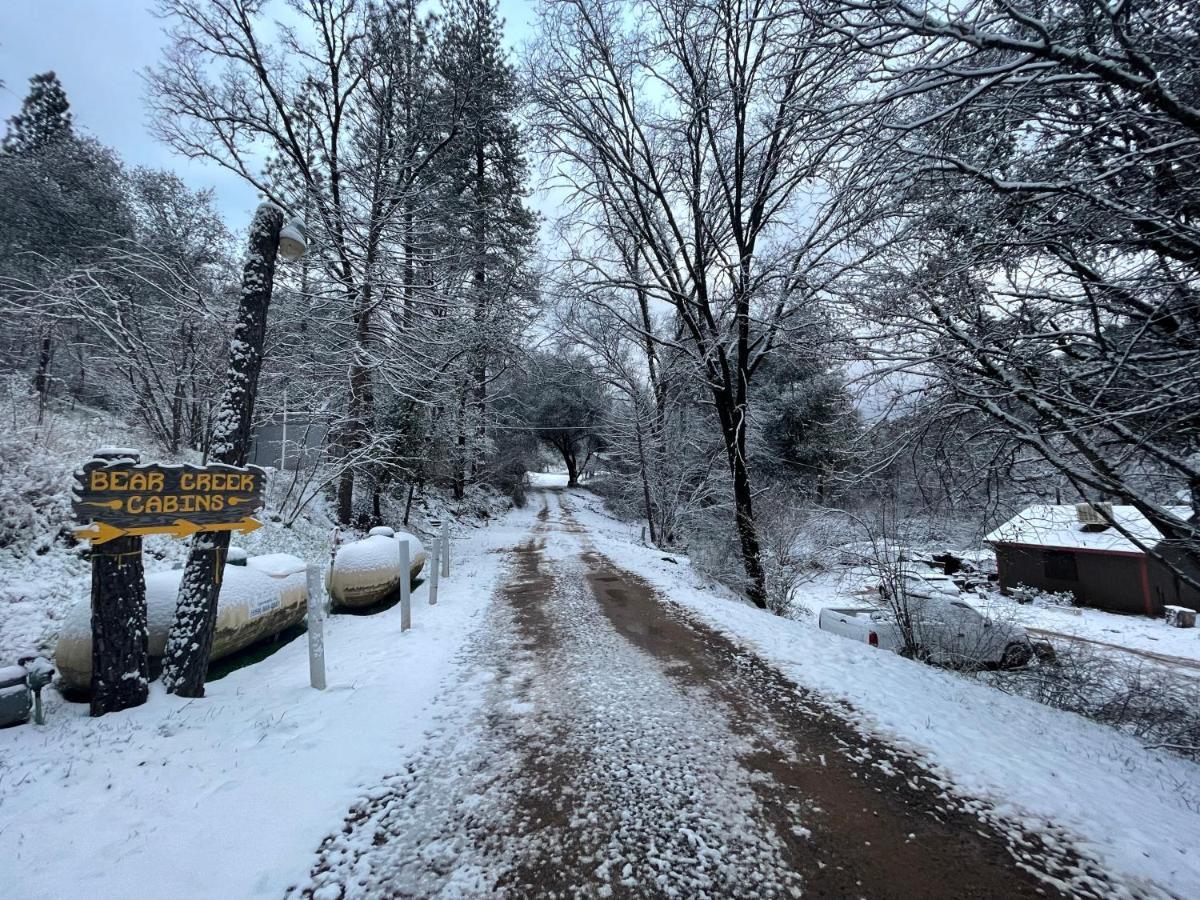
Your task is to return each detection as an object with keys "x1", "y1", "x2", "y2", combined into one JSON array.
[
  {"x1": 529, "y1": 0, "x2": 875, "y2": 606},
  {"x1": 149, "y1": 0, "x2": 457, "y2": 522},
  {"x1": 826, "y1": 0, "x2": 1200, "y2": 587},
  {"x1": 1, "y1": 172, "x2": 236, "y2": 454}
]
